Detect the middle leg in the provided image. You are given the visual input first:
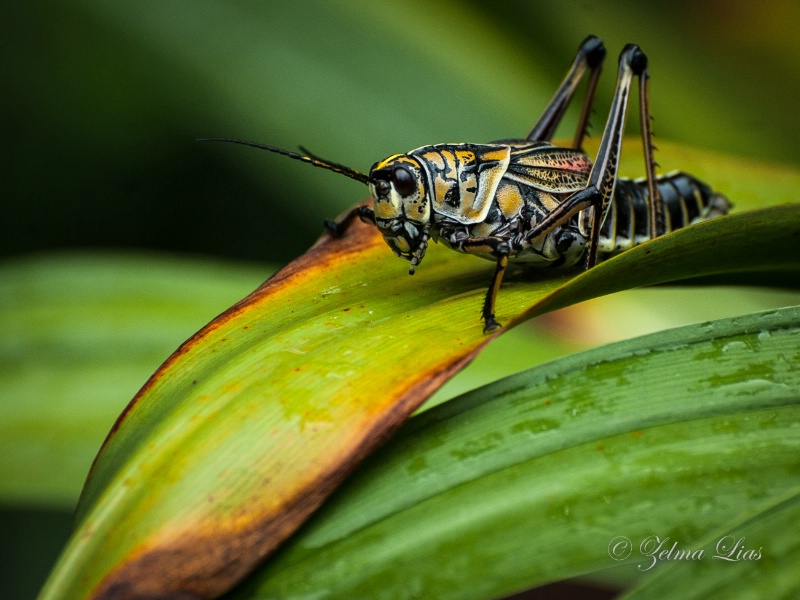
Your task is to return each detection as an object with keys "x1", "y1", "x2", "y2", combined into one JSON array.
[{"x1": 453, "y1": 236, "x2": 511, "y2": 333}]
